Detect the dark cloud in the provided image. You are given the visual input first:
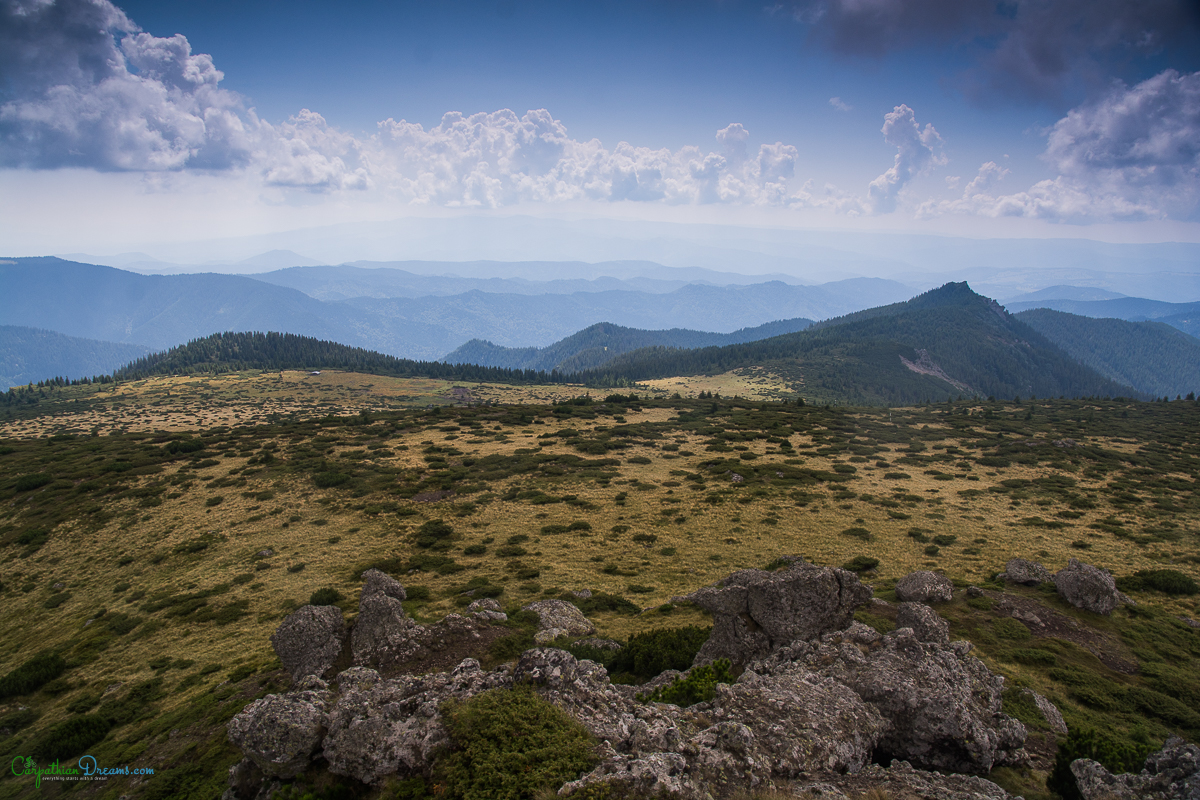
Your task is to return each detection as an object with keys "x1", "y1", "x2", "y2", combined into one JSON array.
[{"x1": 788, "y1": 0, "x2": 1200, "y2": 104}]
